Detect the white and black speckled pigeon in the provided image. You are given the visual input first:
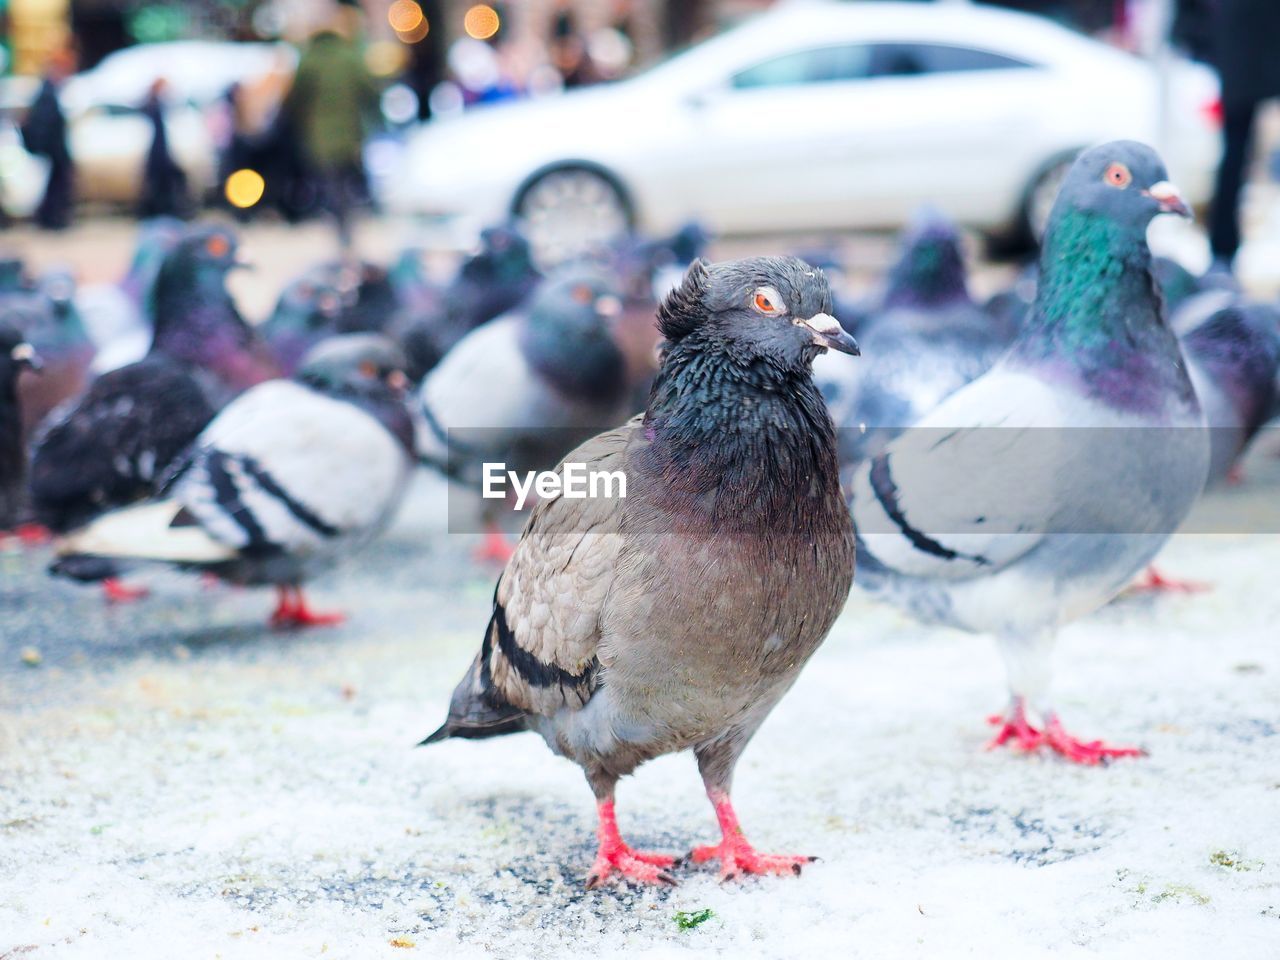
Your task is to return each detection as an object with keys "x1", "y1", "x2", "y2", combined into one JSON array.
[
  {"x1": 421, "y1": 257, "x2": 859, "y2": 887},
  {"x1": 415, "y1": 266, "x2": 633, "y2": 561},
  {"x1": 814, "y1": 211, "x2": 1016, "y2": 468},
  {"x1": 850, "y1": 142, "x2": 1209, "y2": 764},
  {"x1": 0, "y1": 325, "x2": 41, "y2": 541},
  {"x1": 52, "y1": 335, "x2": 415, "y2": 628}
]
